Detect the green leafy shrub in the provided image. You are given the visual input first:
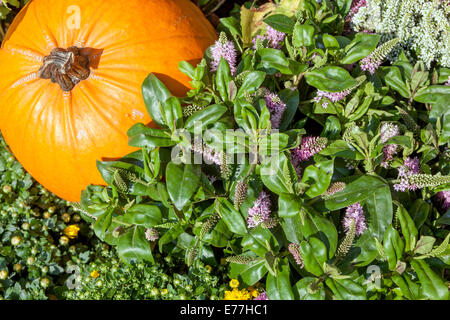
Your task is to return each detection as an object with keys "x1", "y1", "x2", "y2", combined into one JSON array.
[
  {"x1": 64, "y1": 249, "x2": 228, "y2": 300},
  {"x1": 76, "y1": 0, "x2": 450, "y2": 300},
  {"x1": 0, "y1": 136, "x2": 106, "y2": 300}
]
